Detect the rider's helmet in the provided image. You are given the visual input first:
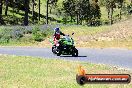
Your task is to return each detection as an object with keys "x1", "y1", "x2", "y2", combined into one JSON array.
[
  {"x1": 54, "y1": 27, "x2": 60, "y2": 32},
  {"x1": 54, "y1": 27, "x2": 60, "y2": 35}
]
